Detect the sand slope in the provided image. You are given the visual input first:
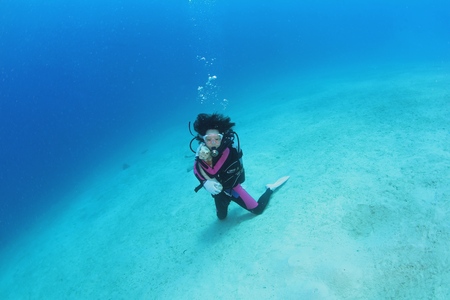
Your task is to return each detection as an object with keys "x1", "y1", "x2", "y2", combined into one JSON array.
[{"x1": 1, "y1": 63, "x2": 449, "y2": 299}]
